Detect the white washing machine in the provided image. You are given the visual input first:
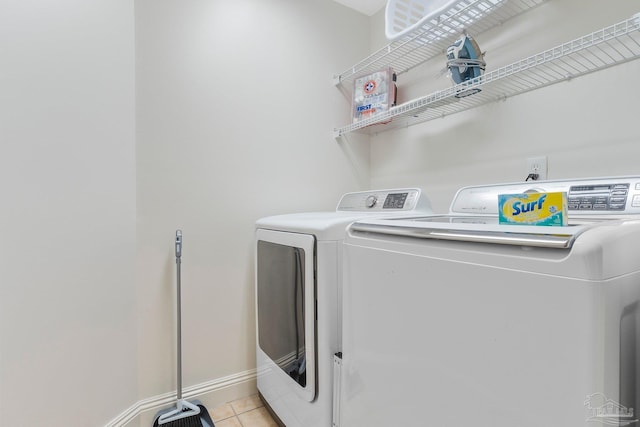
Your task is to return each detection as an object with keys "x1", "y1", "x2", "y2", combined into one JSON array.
[
  {"x1": 255, "y1": 189, "x2": 432, "y2": 427},
  {"x1": 340, "y1": 177, "x2": 640, "y2": 427}
]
